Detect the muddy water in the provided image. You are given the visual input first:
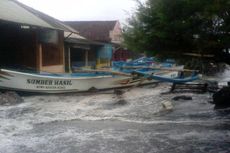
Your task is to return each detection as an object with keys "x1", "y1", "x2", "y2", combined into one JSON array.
[{"x1": 0, "y1": 83, "x2": 230, "y2": 153}]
